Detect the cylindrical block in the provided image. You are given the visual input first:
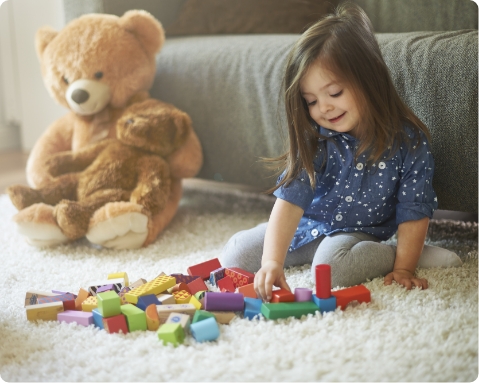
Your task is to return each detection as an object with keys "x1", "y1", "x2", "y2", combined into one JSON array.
[
  {"x1": 294, "y1": 288, "x2": 312, "y2": 302},
  {"x1": 315, "y1": 264, "x2": 331, "y2": 298},
  {"x1": 190, "y1": 317, "x2": 220, "y2": 342},
  {"x1": 204, "y1": 292, "x2": 244, "y2": 311}
]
